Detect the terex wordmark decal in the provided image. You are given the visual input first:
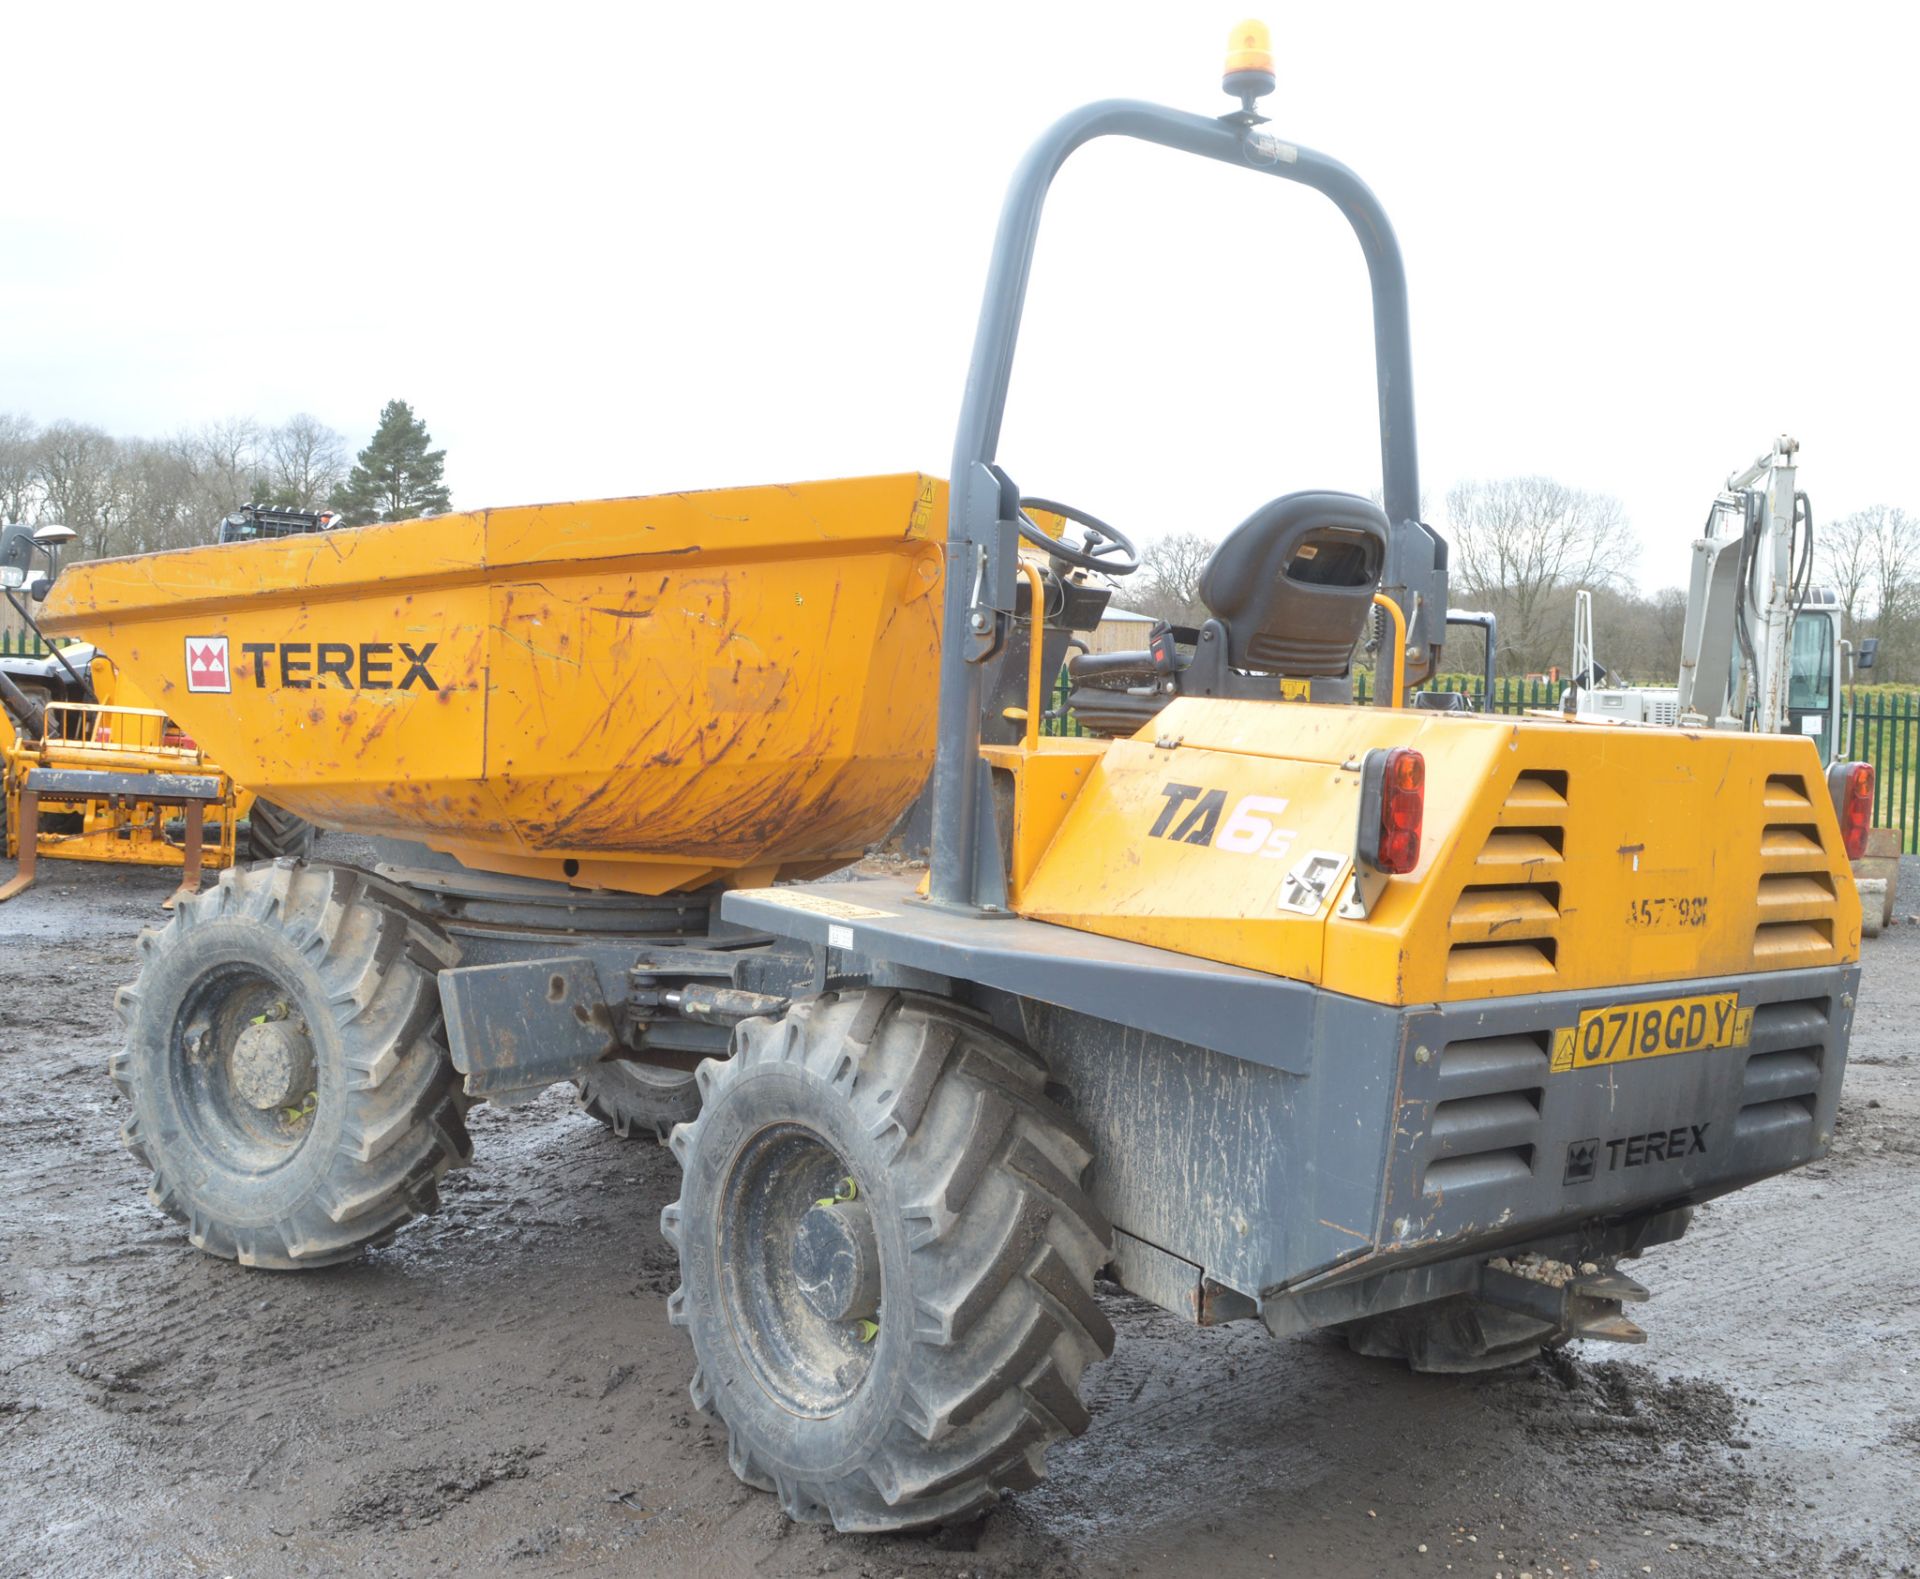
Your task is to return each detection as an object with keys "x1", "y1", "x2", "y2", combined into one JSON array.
[
  {"x1": 1564, "y1": 1123, "x2": 1709, "y2": 1185},
  {"x1": 238, "y1": 641, "x2": 439, "y2": 691}
]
